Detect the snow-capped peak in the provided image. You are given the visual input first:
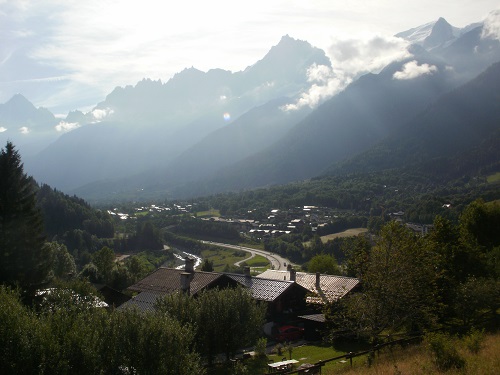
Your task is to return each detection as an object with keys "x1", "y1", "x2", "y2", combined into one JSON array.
[{"x1": 396, "y1": 17, "x2": 461, "y2": 50}]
